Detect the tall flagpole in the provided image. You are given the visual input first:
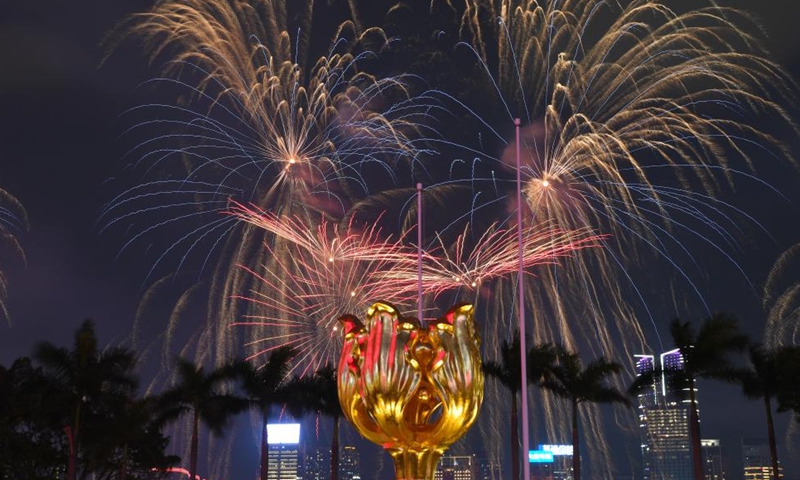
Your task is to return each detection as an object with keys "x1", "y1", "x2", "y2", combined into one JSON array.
[
  {"x1": 417, "y1": 183, "x2": 423, "y2": 322},
  {"x1": 516, "y1": 118, "x2": 530, "y2": 480}
]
